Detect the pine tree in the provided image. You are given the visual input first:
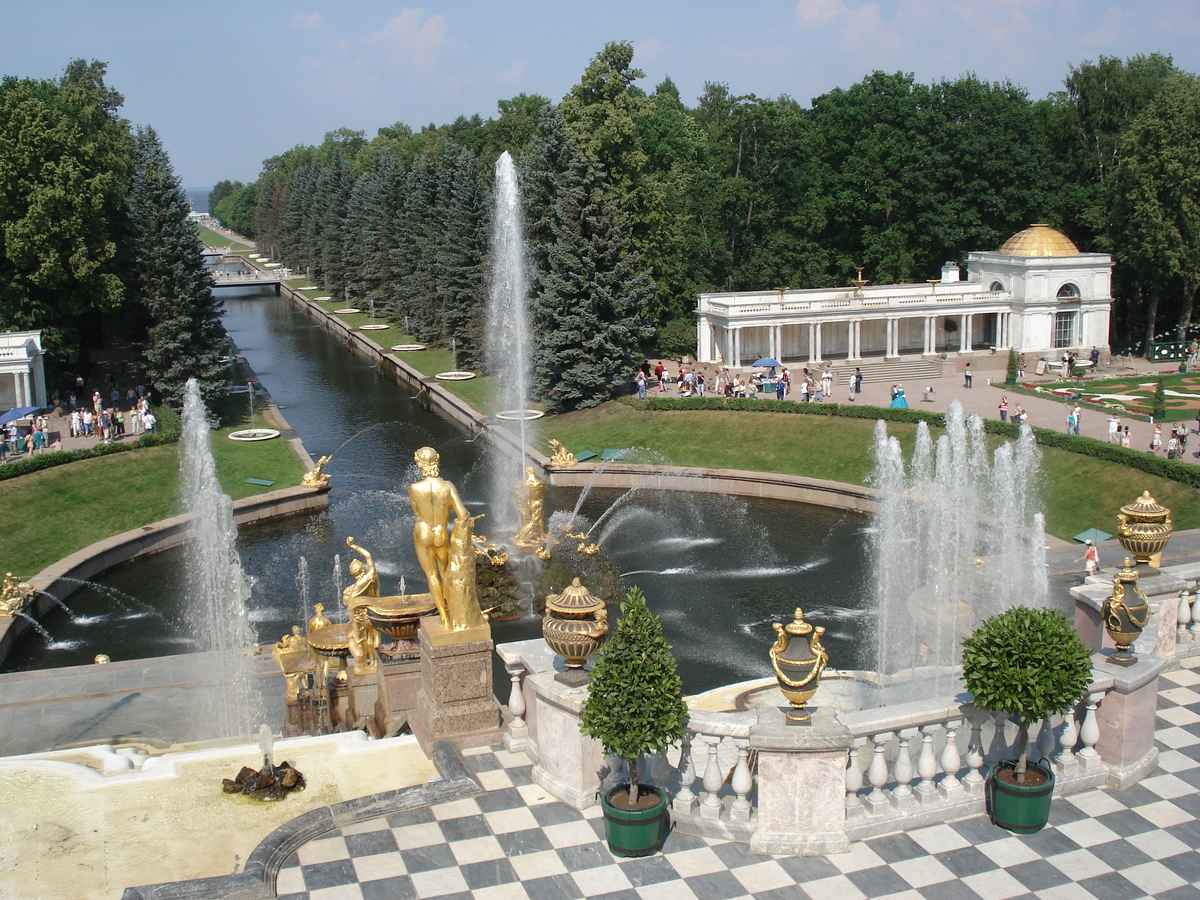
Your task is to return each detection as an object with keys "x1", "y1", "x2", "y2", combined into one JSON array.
[
  {"x1": 394, "y1": 158, "x2": 441, "y2": 340},
  {"x1": 436, "y1": 145, "x2": 487, "y2": 368},
  {"x1": 126, "y1": 126, "x2": 226, "y2": 408},
  {"x1": 532, "y1": 126, "x2": 654, "y2": 412},
  {"x1": 318, "y1": 150, "x2": 352, "y2": 296}
]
